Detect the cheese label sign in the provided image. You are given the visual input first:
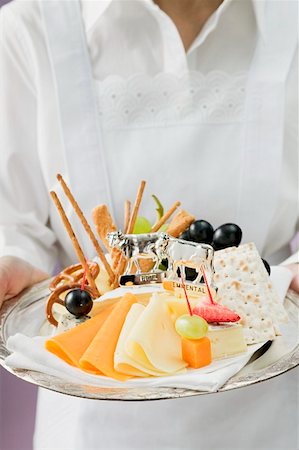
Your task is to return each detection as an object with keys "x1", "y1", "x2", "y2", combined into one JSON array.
[
  {"x1": 120, "y1": 272, "x2": 166, "y2": 286},
  {"x1": 163, "y1": 279, "x2": 217, "y2": 299}
]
